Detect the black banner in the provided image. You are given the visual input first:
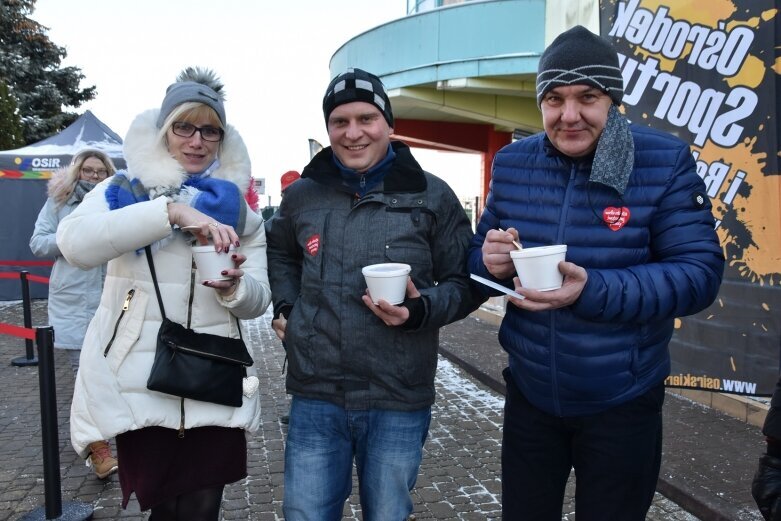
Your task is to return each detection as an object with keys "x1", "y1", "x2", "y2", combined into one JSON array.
[{"x1": 600, "y1": 0, "x2": 781, "y2": 396}]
